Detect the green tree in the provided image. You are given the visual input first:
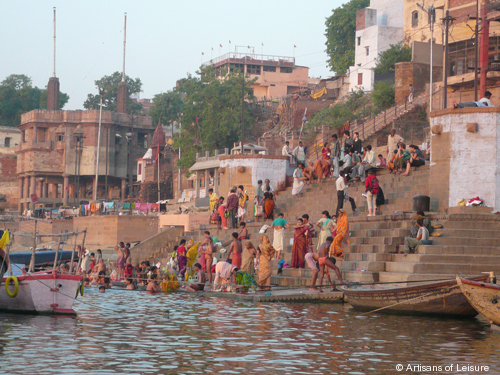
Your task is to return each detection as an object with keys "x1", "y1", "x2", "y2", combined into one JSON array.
[
  {"x1": 173, "y1": 67, "x2": 256, "y2": 170},
  {"x1": 0, "y1": 74, "x2": 69, "y2": 127},
  {"x1": 372, "y1": 81, "x2": 395, "y2": 112},
  {"x1": 325, "y1": 0, "x2": 370, "y2": 75},
  {"x1": 149, "y1": 90, "x2": 184, "y2": 126},
  {"x1": 83, "y1": 71, "x2": 143, "y2": 113},
  {"x1": 374, "y1": 42, "x2": 412, "y2": 74}
]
